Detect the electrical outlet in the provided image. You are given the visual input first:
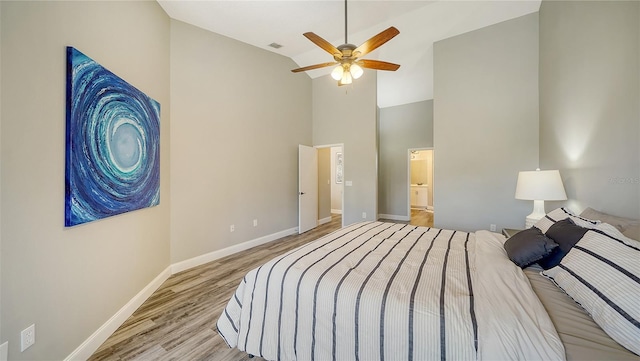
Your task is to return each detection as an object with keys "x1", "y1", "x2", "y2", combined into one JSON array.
[
  {"x1": 21, "y1": 324, "x2": 35, "y2": 352},
  {"x1": 253, "y1": 219, "x2": 258, "y2": 227},
  {"x1": 230, "y1": 224, "x2": 235, "y2": 232},
  {"x1": 490, "y1": 224, "x2": 497, "y2": 232},
  {"x1": 362, "y1": 212, "x2": 367, "y2": 219}
]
